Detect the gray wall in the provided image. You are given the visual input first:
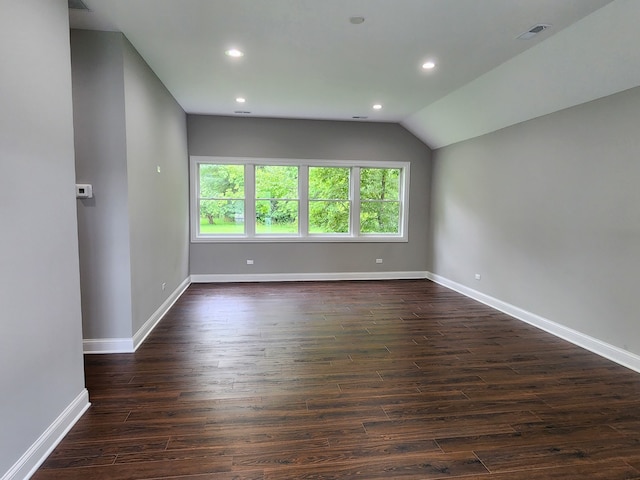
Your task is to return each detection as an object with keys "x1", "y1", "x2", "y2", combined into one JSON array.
[
  {"x1": 71, "y1": 30, "x2": 133, "y2": 339},
  {"x1": 0, "y1": 0, "x2": 86, "y2": 475},
  {"x1": 71, "y1": 30, "x2": 190, "y2": 342},
  {"x1": 187, "y1": 116, "x2": 432, "y2": 275},
  {"x1": 430, "y1": 85, "x2": 640, "y2": 354},
  {"x1": 122, "y1": 38, "x2": 190, "y2": 334}
]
